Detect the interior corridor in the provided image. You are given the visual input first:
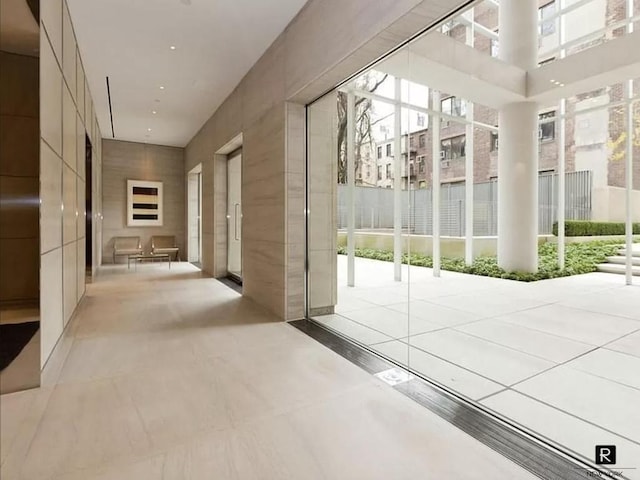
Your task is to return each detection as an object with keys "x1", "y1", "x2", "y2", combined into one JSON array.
[{"x1": 0, "y1": 263, "x2": 539, "y2": 480}]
